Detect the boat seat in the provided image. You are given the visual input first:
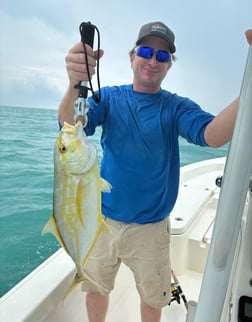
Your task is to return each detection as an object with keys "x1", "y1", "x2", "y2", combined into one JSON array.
[{"x1": 170, "y1": 184, "x2": 214, "y2": 235}]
